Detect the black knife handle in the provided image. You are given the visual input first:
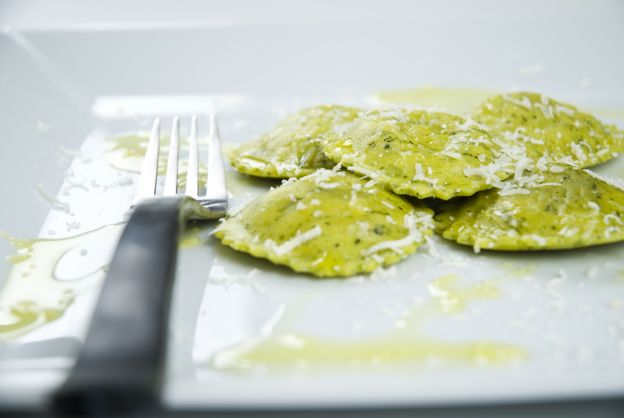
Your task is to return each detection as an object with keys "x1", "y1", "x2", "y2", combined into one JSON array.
[{"x1": 52, "y1": 197, "x2": 185, "y2": 416}]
